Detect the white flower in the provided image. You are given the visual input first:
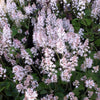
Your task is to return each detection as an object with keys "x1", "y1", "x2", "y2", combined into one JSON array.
[
  {"x1": 85, "y1": 79, "x2": 95, "y2": 89},
  {"x1": 85, "y1": 57, "x2": 93, "y2": 68},
  {"x1": 56, "y1": 39, "x2": 66, "y2": 54},
  {"x1": 24, "y1": 5, "x2": 33, "y2": 15},
  {"x1": 16, "y1": 83, "x2": 23, "y2": 92},
  {"x1": 13, "y1": 65, "x2": 23, "y2": 73},
  {"x1": 25, "y1": 88, "x2": 38, "y2": 100}
]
